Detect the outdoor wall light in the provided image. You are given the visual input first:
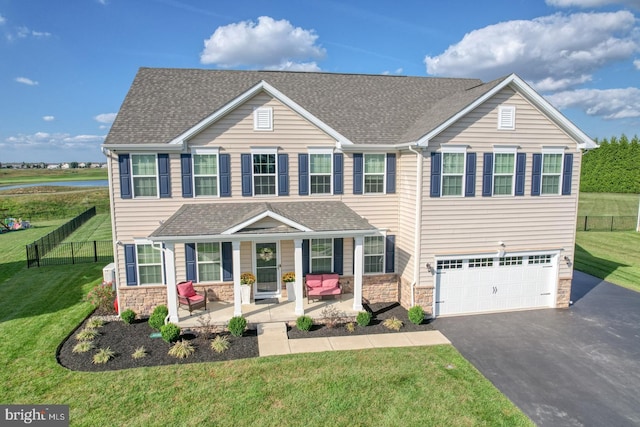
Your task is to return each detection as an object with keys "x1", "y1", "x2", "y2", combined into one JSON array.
[
  {"x1": 116, "y1": 240, "x2": 123, "y2": 246},
  {"x1": 426, "y1": 263, "x2": 435, "y2": 274},
  {"x1": 497, "y1": 241, "x2": 506, "y2": 258}
]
